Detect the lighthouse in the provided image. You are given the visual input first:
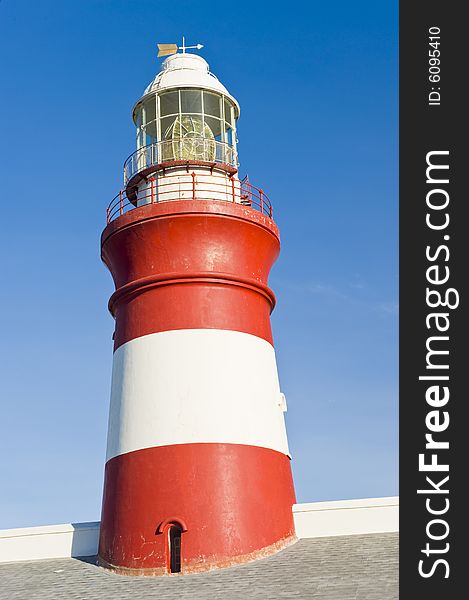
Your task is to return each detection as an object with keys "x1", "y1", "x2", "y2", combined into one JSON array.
[{"x1": 98, "y1": 44, "x2": 296, "y2": 576}]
